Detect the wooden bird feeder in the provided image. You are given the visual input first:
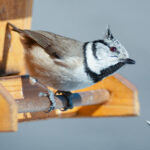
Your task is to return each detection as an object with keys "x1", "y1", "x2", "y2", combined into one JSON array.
[{"x1": 0, "y1": 0, "x2": 139, "y2": 132}]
